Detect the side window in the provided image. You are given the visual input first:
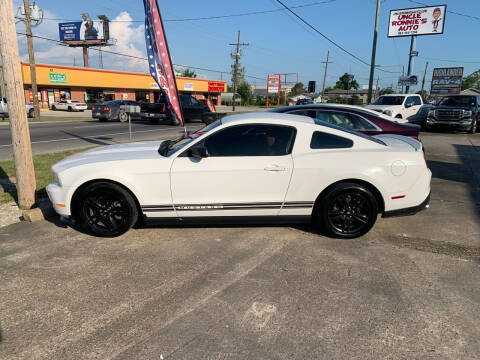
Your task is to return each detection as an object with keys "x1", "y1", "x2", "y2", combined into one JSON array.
[
  {"x1": 204, "y1": 124, "x2": 296, "y2": 157},
  {"x1": 314, "y1": 111, "x2": 376, "y2": 130},
  {"x1": 180, "y1": 96, "x2": 191, "y2": 106},
  {"x1": 190, "y1": 97, "x2": 200, "y2": 106},
  {"x1": 310, "y1": 131, "x2": 353, "y2": 149},
  {"x1": 413, "y1": 96, "x2": 422, "y2": 105}
]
